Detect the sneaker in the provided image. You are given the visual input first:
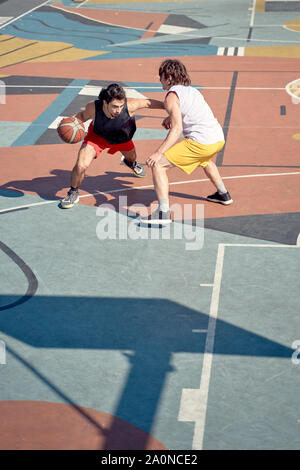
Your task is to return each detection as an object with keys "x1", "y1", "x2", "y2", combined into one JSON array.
[
  {"x1": 206, "y1": 191, "x2": 233, "y2": 205},
  {"x1": 140, "y1": 208, "x2": 172, "y2": 226},
  {"x1": 120, "y1": 156, "x2": 146, "y2": 177},
  {"x1": 60, "y1": 189, "x2": 79, "y2": 209}
]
